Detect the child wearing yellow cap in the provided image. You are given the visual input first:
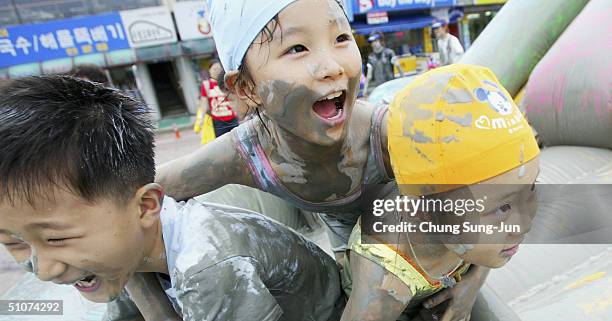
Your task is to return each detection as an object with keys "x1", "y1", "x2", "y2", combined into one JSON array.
[{"x1": 340, "y1": 64, "x2": 540, "y2": 321}]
